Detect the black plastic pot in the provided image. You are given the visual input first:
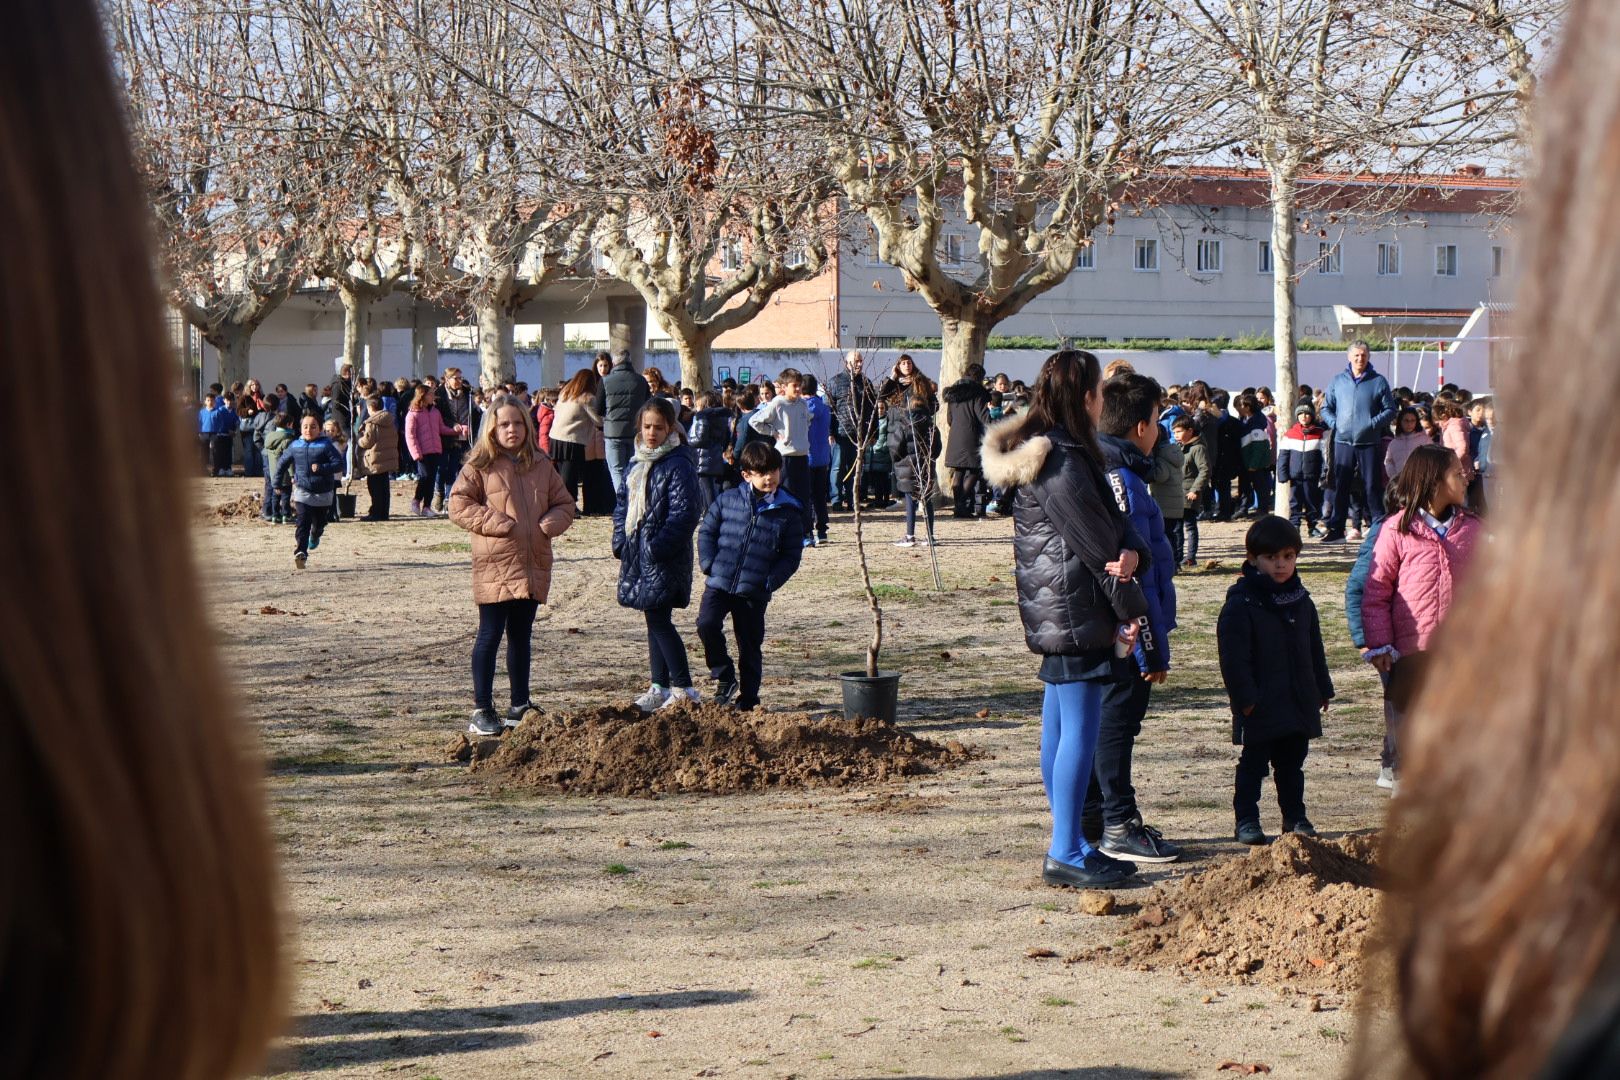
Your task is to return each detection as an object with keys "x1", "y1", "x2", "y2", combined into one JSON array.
[
  {"x1": 336, "y1": 492, "x2": 358, "y2": 519},
  {"x1": 839, "y1": 671, "x2": 902, "y2": 724}
]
